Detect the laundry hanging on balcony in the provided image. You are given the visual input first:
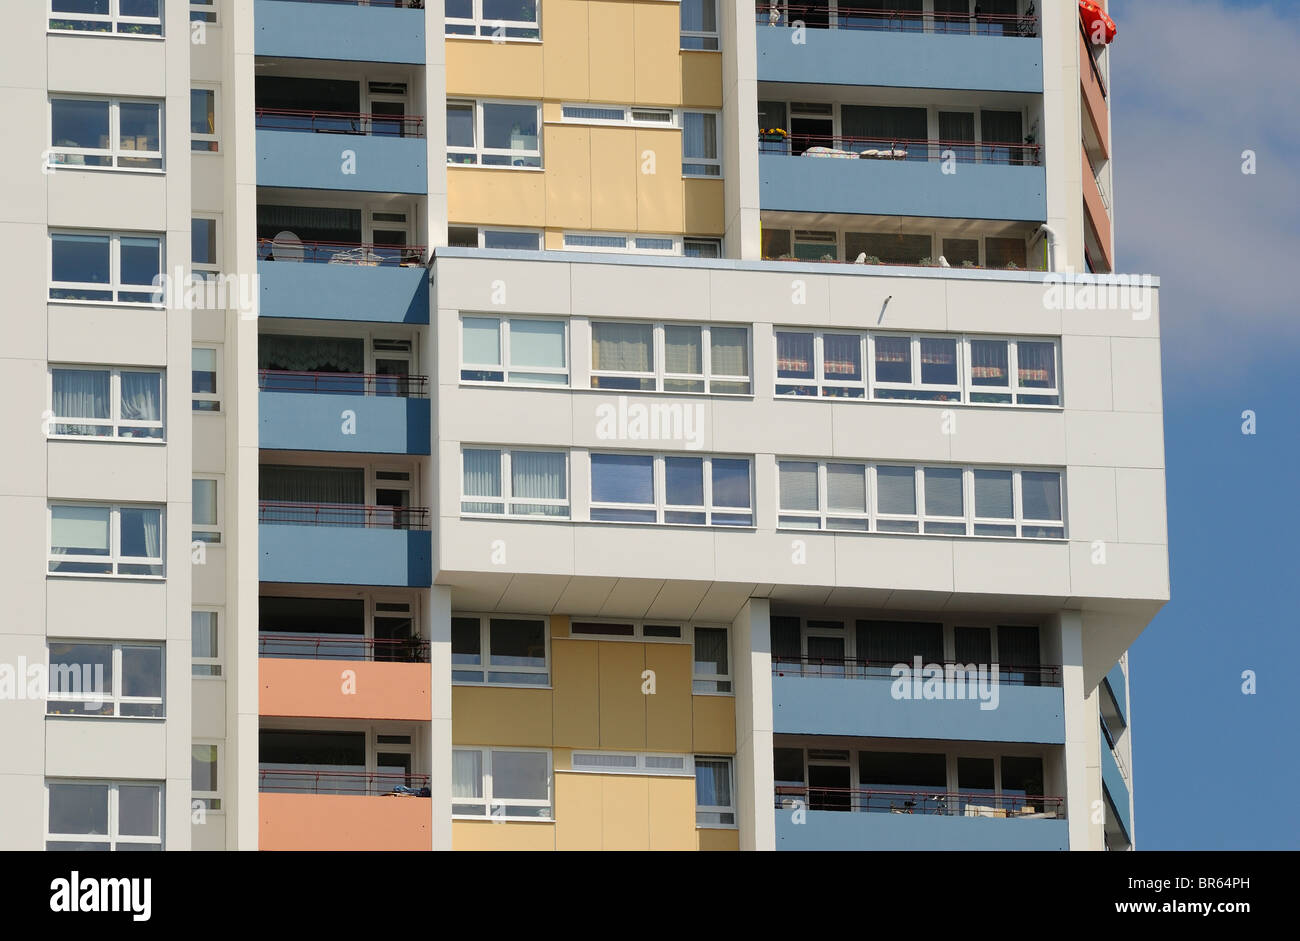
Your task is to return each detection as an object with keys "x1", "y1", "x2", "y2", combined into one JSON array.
[{"x1": 1079, "y1": 1, "x2": 1117, "y2": 44}]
